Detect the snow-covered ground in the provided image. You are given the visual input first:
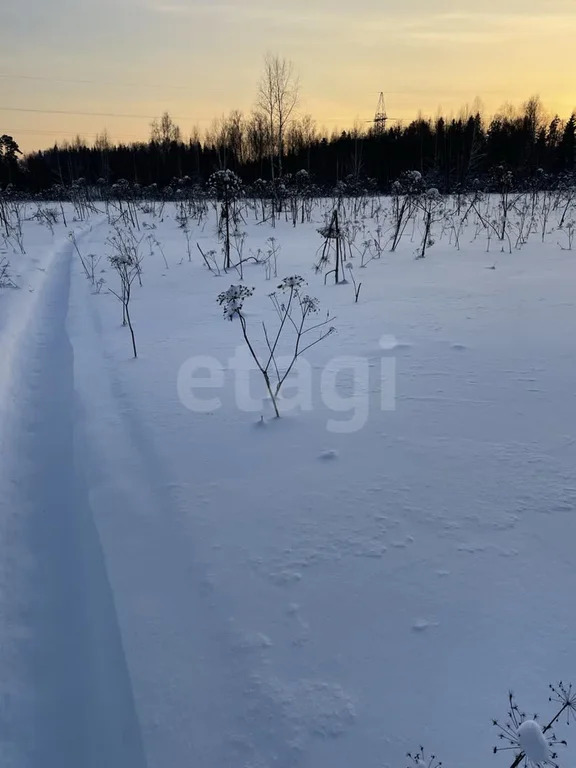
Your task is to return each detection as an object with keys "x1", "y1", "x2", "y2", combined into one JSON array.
[{"x1": 1, "y1": 197, "x2": 576, "y2": 768}]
